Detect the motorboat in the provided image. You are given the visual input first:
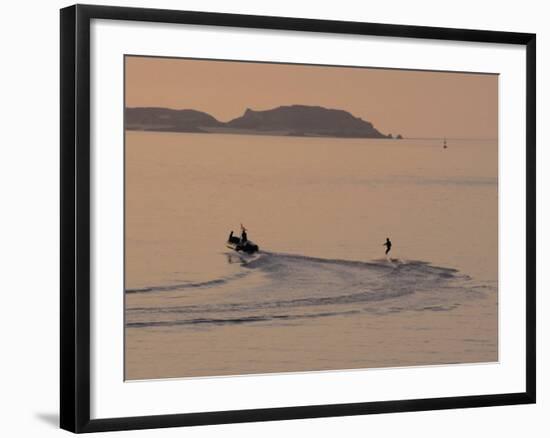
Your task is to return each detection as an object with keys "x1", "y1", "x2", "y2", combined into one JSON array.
[{"x1": 226, "y1": 231, "x2": 259, "y2": 254}]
